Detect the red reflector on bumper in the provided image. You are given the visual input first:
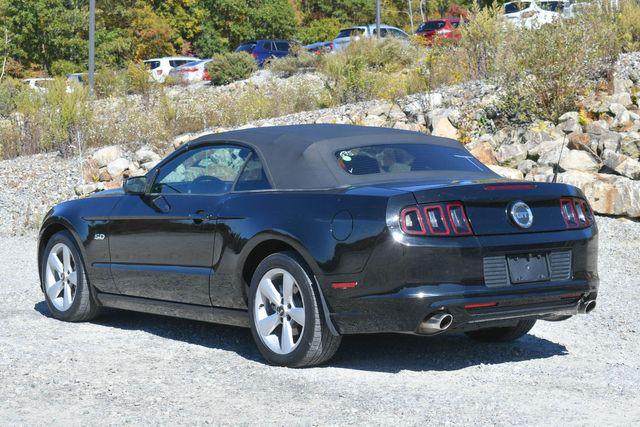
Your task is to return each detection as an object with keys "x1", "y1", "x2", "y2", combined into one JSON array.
[
  {"x1": 331, "y1": 281, "x2": 358, "y2": 289},
  {"x1": 464, "y1": 302, "x2": 498, "y2": 309}
]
